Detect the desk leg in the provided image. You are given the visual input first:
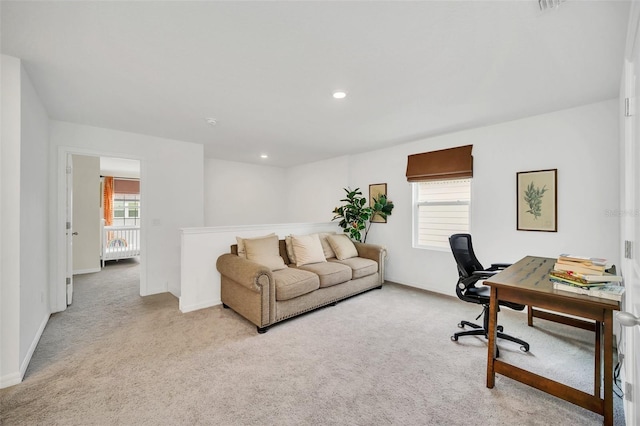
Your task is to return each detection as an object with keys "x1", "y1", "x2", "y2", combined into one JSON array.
[
  {"x1": 595, "y1": 320, "x2": 601, "y2": 399},
  {"x1": 603, "y1": 312, "x2": 613, "y2": 426},
  {"x1": 527, "y1": 305, "x2": 533, "y2": 327},
  {"x1": 486, "y1": 287, "x2": 498, "y2": 389}
]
